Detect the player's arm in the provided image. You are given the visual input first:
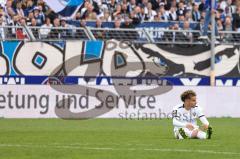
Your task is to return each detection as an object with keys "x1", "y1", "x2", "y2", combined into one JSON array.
[
  {"x1": 197, "y1": 107, "x2": 210, "y2": 130},
  {"x1": 199, "y1": 116, "x2": 209, "y2": 130},
  {"x1": 172, "y1": 110, "x2": 194, "y2": 130}
]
